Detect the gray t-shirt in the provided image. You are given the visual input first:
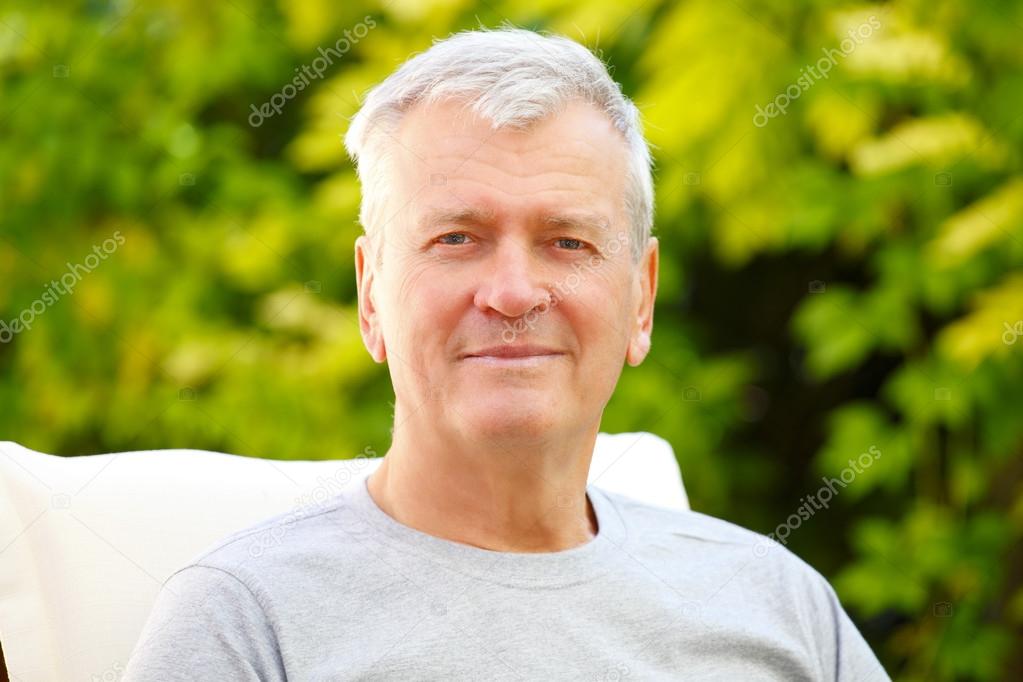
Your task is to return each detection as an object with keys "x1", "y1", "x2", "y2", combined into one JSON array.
[{"x1": 124, "y1": 475, "x2": 890, "y2": 681}]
